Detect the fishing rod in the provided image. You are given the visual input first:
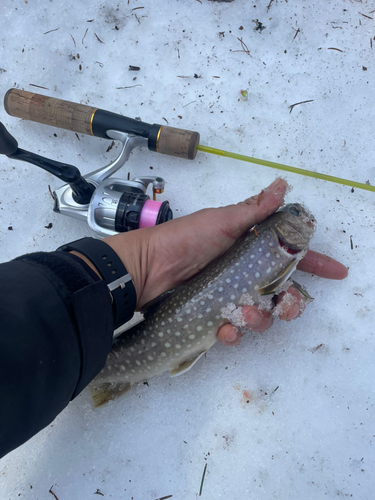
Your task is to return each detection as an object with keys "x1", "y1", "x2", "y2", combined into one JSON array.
[
  {"x1": 2, "y1": 90, "x2": 374, "y2": 236},
  {"x1": 4, "y1": 89, "x2": 375, "y2": 192}
]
